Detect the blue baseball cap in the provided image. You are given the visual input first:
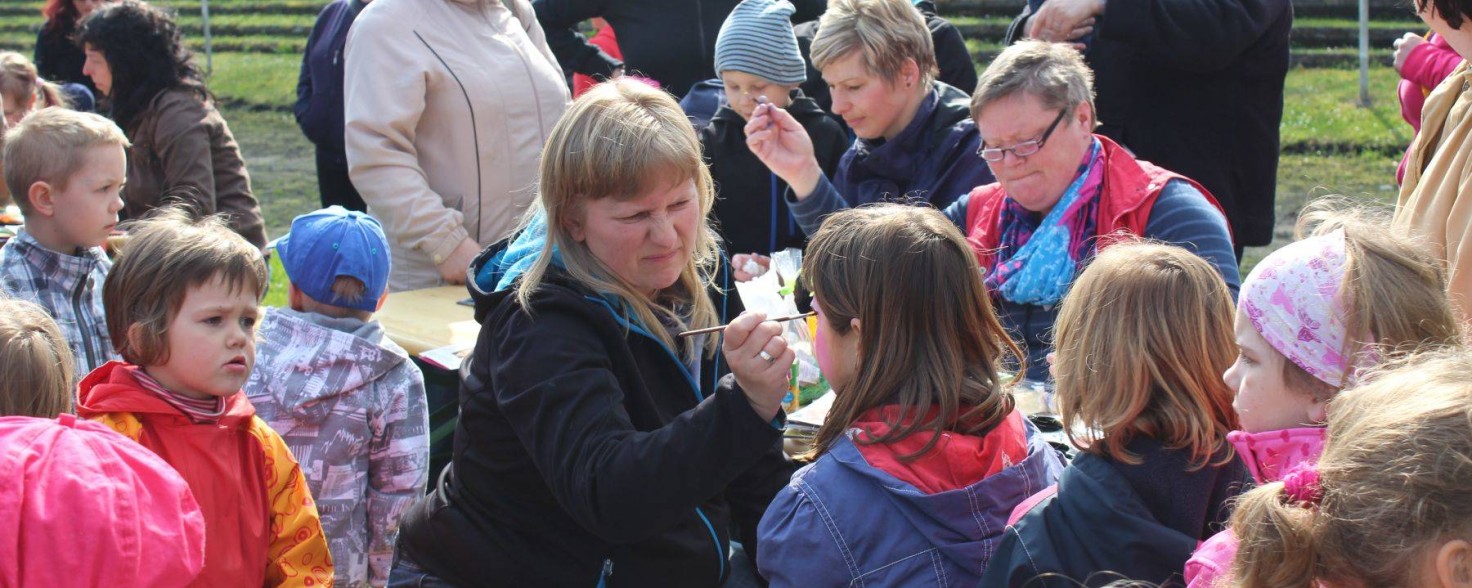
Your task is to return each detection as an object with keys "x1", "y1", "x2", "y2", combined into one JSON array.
[{"x1": 276, "y1": 206, "x2": 390, "y2": 312}]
